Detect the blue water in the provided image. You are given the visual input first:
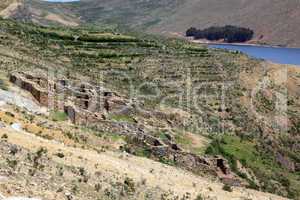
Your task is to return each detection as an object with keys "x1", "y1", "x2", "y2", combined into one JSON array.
[{"x1": 209, "y1": 44, "x2": 300, "y2": 66}]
